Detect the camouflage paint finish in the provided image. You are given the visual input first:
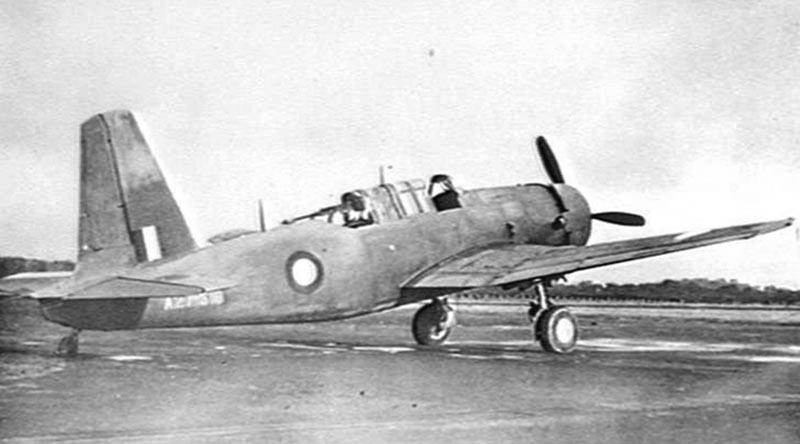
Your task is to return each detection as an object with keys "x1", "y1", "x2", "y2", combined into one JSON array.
[
  {"x1": 41, "y1": 182, "x2": 591, "y2": 330},
  {"x1": 35, "y1": 110, "x2": 790, "y2": 333}
]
